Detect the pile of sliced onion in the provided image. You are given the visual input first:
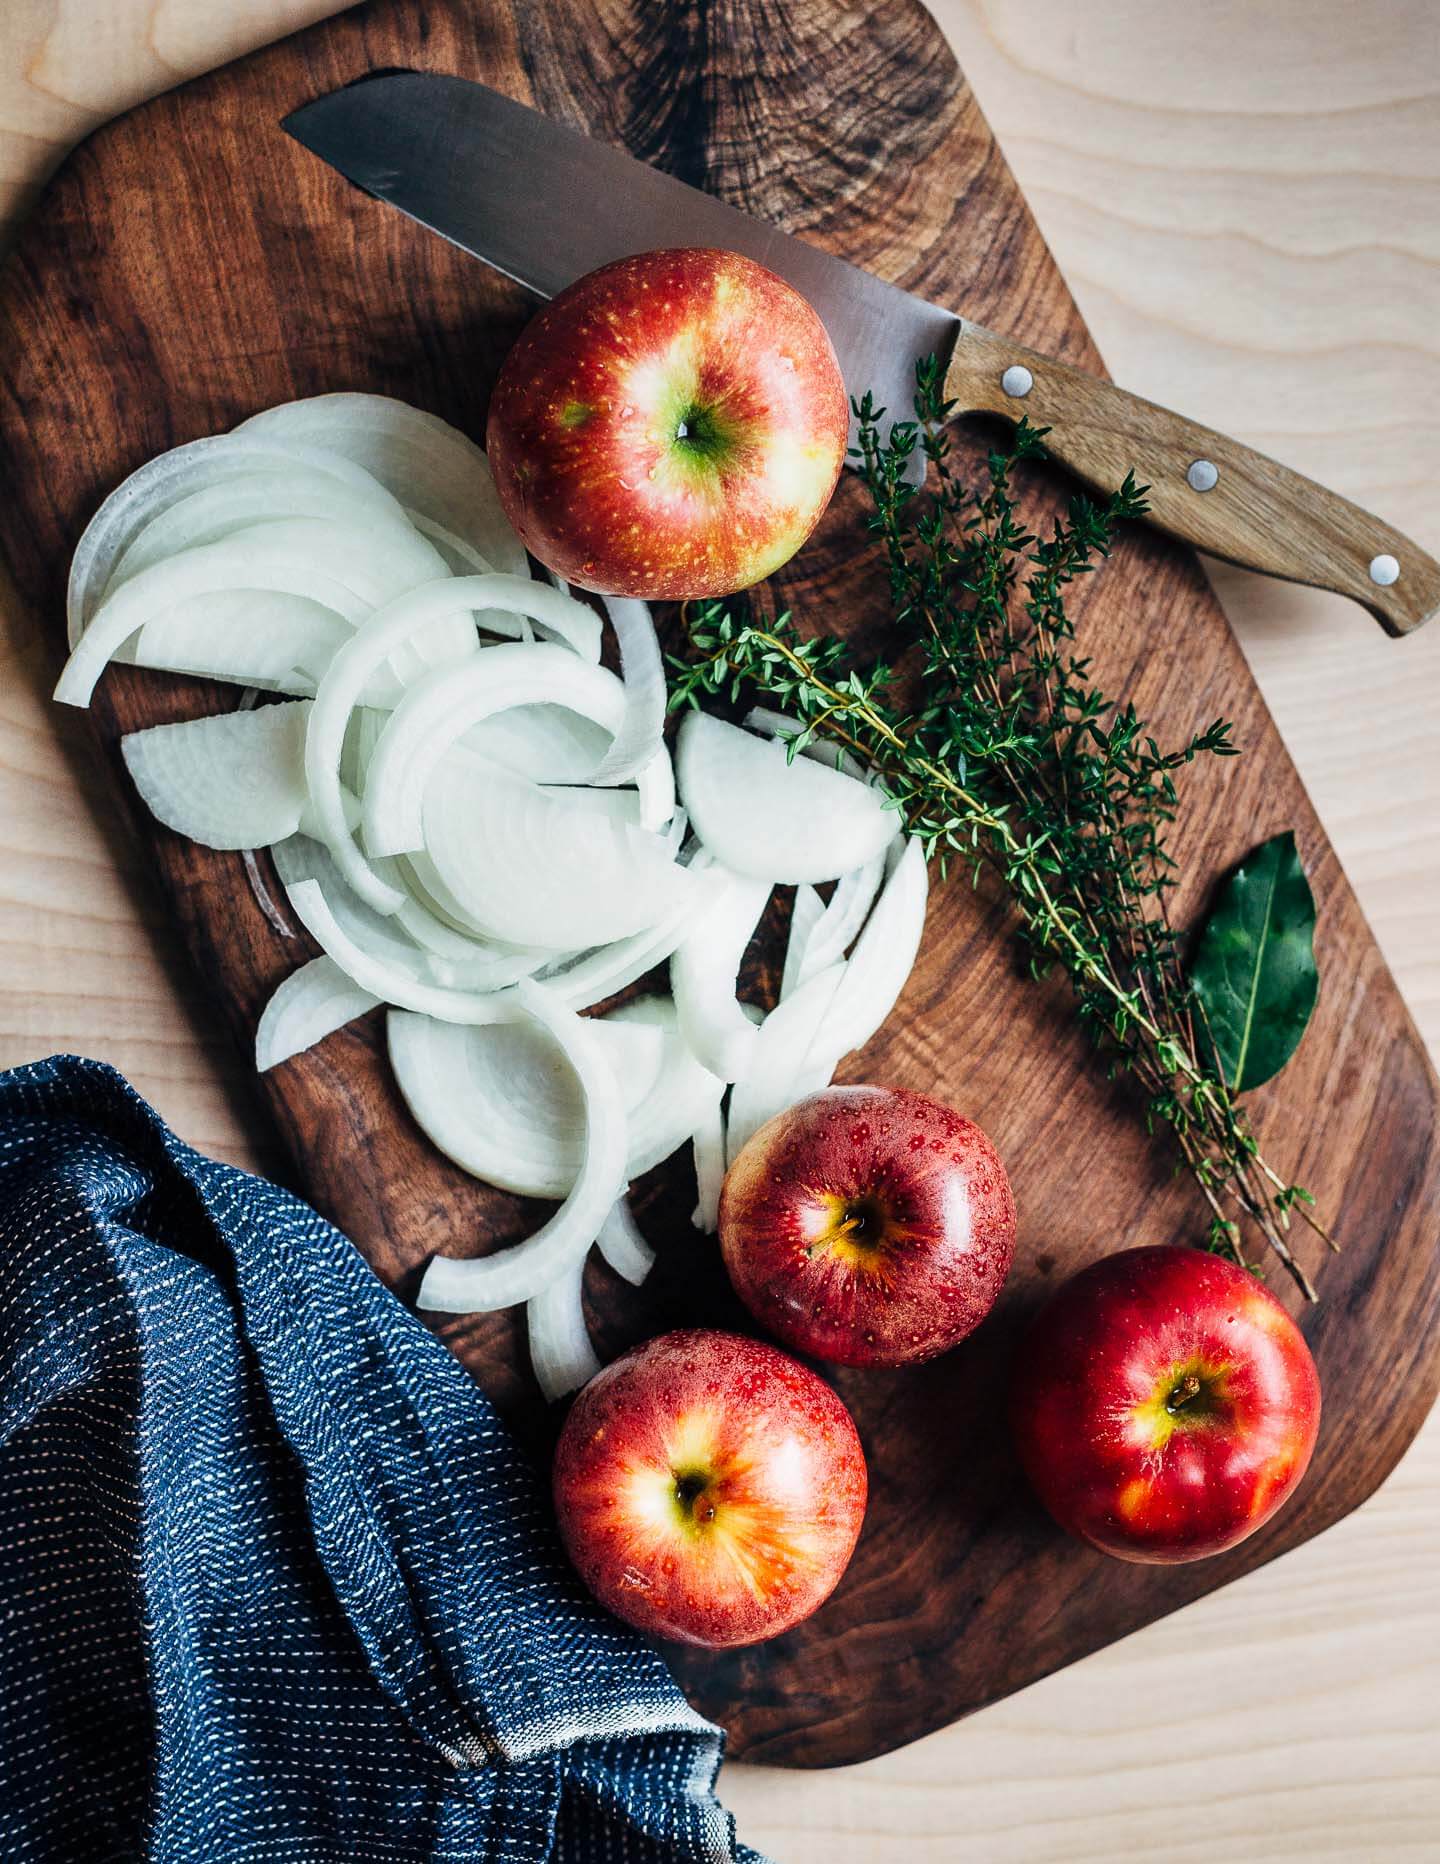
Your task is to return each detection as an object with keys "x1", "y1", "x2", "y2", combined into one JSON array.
[{"x1": 59, "y1": 392, "x2": 931, "y2": 1398}]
